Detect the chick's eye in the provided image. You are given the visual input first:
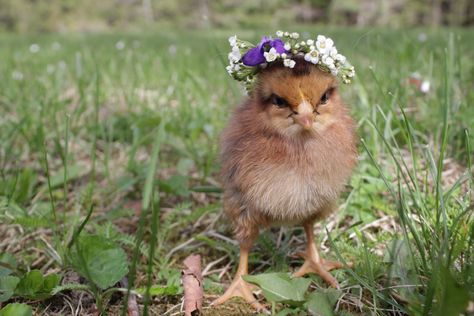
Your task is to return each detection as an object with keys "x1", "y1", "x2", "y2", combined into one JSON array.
[
  {"x1": 270, "y1": 94, "x2": 289, "y2": 108},
  {"x1": 320, "y1": 88, "x2": 334, "y2": 105},
  {"x1": 320, "y1": 92, "x2": 330, "y2": 105}
]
